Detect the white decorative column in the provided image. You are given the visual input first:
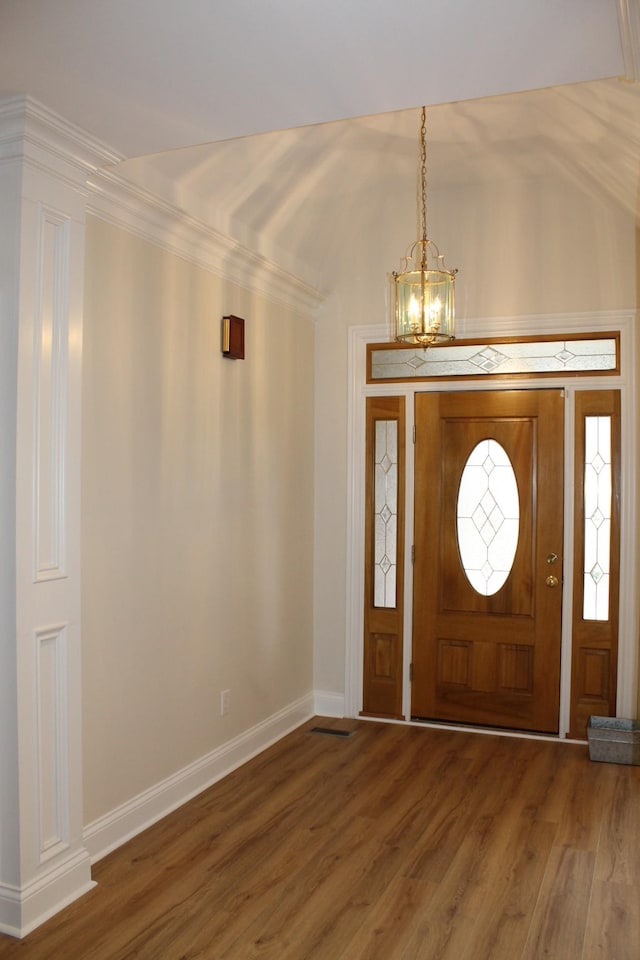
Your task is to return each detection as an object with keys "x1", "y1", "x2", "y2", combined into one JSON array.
[{"x1": 0, "y1": 97, "x2": 120, "y2": 938}]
